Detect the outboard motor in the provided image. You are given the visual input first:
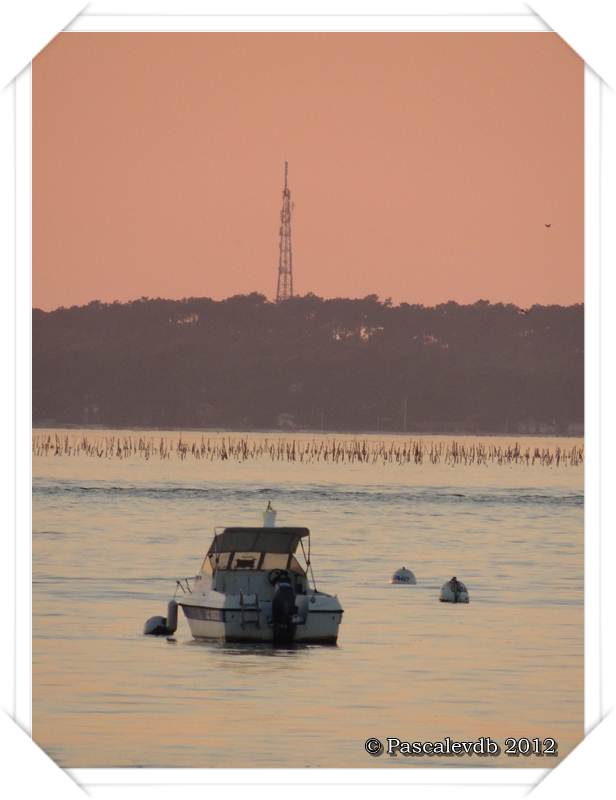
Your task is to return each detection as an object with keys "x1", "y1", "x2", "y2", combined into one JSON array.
[
  {"x1": 144, "y1": 599, "x2": 178, "y2": 636},
  {"x1": 271, "y1": 573, "x2": 297, "y2": 644}
]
